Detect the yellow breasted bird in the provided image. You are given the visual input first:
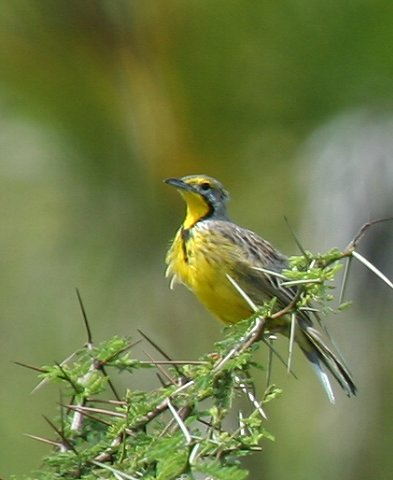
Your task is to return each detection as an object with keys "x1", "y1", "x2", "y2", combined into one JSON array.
[{"x1": 165, "y1": 174, "x2": 356, "y2": 403}]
